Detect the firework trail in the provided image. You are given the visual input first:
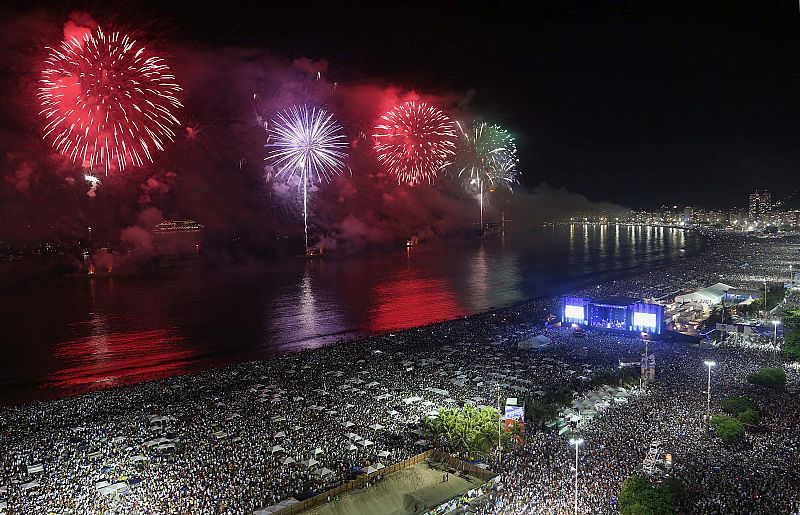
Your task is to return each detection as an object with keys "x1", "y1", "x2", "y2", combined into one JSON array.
[
  {"x1": 454, "y1": 122, "x2": 518, "y2": 228},
  {"x1": 265, "y1": 104, "x2": 348, "y2": 248},
  {"x1": 373, "y1": 100, "x2": 457, "y2": 186},
  {"x1": 38, "y1": 27, "x2": 182, "y2": 174}
]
